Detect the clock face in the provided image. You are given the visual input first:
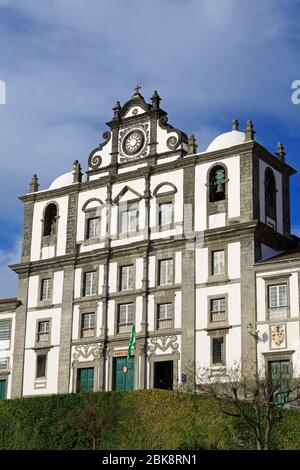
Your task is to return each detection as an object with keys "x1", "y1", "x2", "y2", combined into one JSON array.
[{"x1": 123, "y1": 129, "x2": 145, "y2": 156}]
